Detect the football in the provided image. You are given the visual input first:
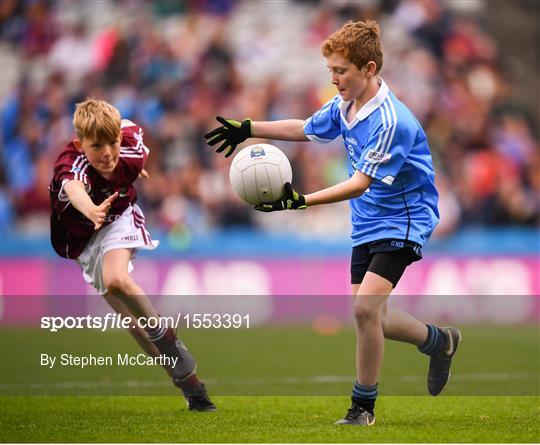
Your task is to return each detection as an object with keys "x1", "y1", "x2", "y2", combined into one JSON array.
[{"x1": 229, "y1": 143, "x2": 292, "y2": 206}]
